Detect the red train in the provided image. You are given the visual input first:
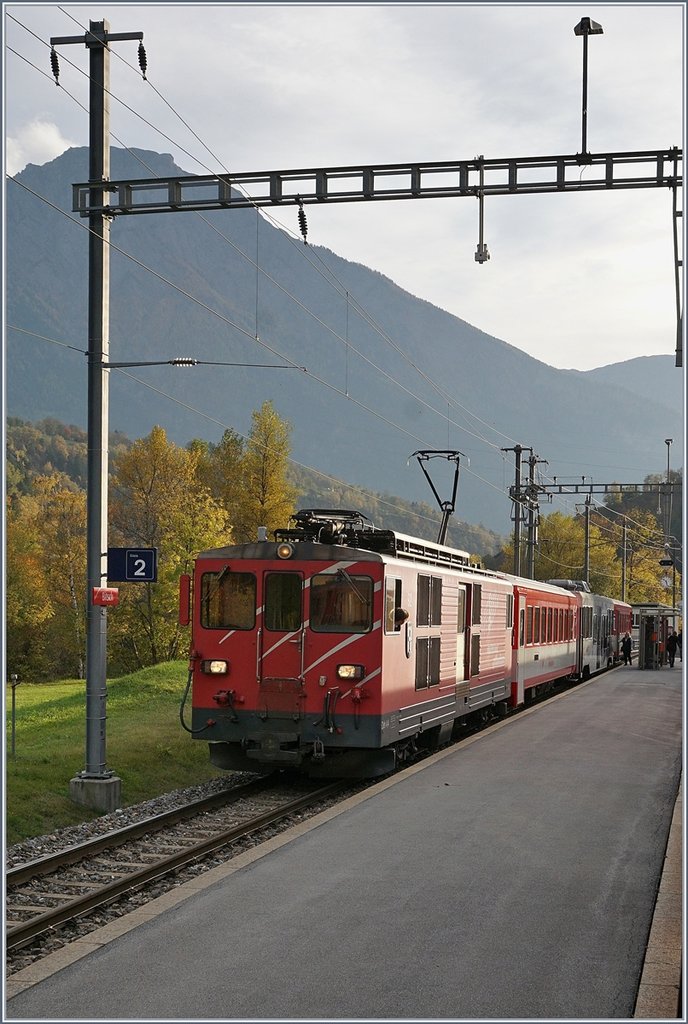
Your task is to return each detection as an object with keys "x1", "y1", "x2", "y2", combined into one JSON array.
[{"x1": 179, "y1": 509, "x2": 632, "y2": 778}]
